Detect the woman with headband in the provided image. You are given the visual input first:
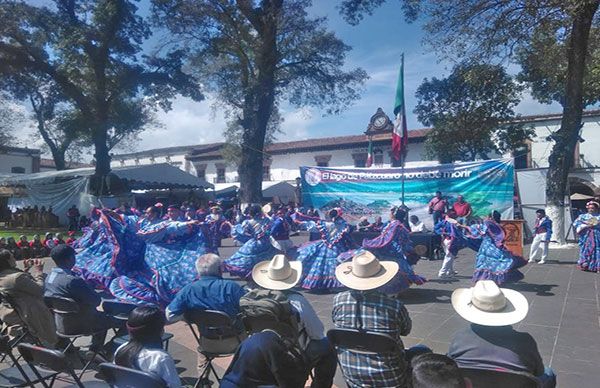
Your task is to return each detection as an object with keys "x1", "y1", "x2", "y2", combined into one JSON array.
[{"x1": 573, "y1": 200, "x2": 600, "y2": 273}]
